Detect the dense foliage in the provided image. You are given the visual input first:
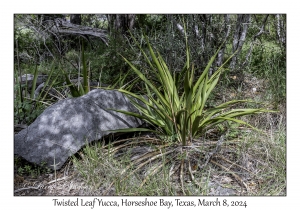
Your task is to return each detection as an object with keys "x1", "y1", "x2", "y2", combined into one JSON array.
[
  {"x1": 14, "y1": 14, "x2": 286, "y2": 196},
  {"x1": 14, "y1": 14, "x2": 286, "y2": 125}
]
